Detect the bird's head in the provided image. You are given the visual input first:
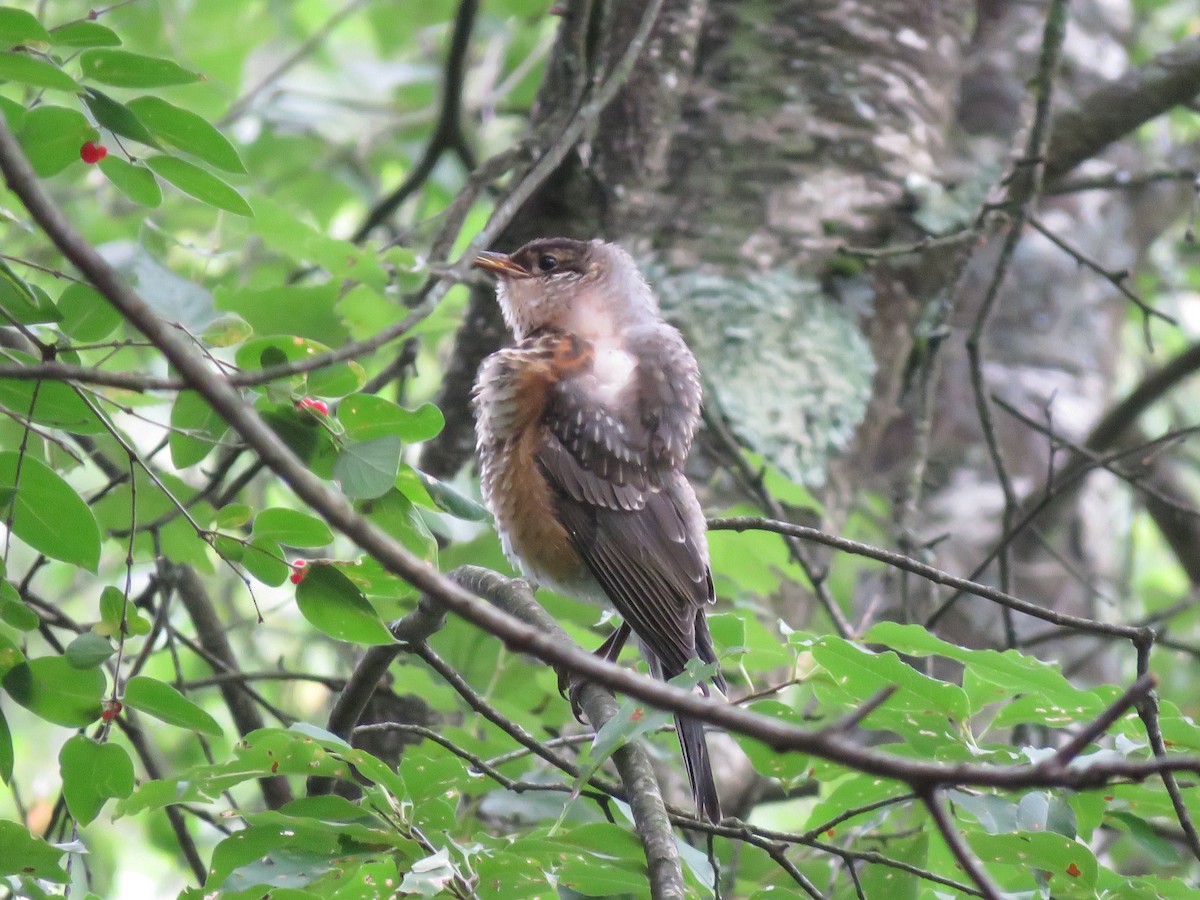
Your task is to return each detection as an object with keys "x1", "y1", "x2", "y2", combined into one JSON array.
[{"x1": 474, "y1": 237, "x2": 656, "y2": 339}]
